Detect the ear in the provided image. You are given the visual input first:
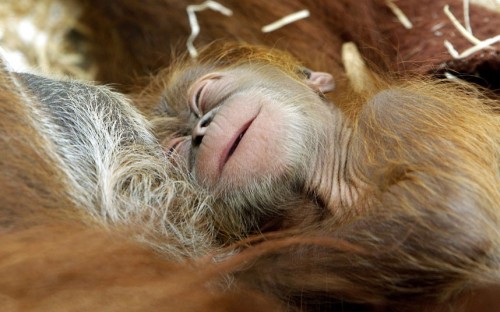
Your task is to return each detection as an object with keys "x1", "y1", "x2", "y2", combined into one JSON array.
[{"x1": 306, "y1": 71, "x2": 335, "y2": 93}]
